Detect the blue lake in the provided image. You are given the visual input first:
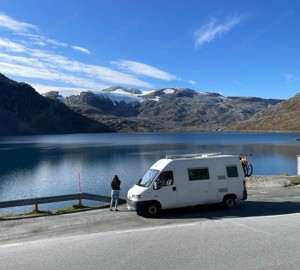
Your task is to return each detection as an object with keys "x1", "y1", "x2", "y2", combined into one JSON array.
[{"x1": 0, "y1": 132, "x2": 299, "y2": 214}]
